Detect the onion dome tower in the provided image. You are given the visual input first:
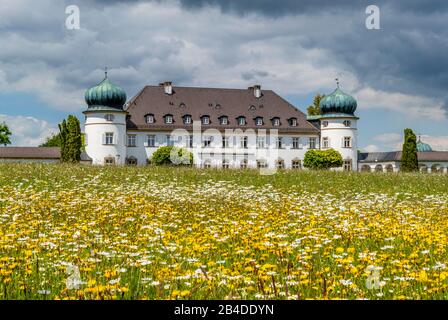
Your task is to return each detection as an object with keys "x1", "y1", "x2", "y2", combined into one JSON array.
[
  {"x1": 318, "y1": 79, "x2": 359, "y2": 171},
  {"x1": 83, "y1": 69, "x2": 128, "y2": 165},
  {"x1": 417, "y1": 136, "x2": 433, "y2": 152}
]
